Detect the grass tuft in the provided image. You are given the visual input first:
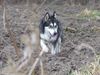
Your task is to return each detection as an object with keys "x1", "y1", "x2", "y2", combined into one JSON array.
[
  {"x1": 77, "y1": 8, "x2": 100, "y2": 20},
  {"x1": 69, "y1": 54, "x2": 100, "y2": 75}
]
